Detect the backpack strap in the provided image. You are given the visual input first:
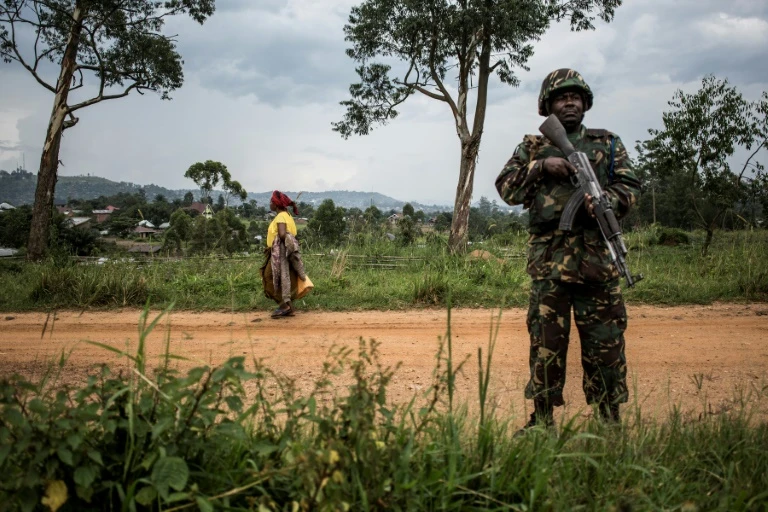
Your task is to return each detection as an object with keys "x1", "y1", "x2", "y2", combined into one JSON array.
[{"x1": 608, "y1": 136, "x2": 616, "y2": 183}]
